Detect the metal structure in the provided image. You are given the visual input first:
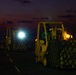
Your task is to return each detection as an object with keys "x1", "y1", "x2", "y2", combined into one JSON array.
[
  {"x1": 6, "y1": 26, "x2": 27, "y2": 51},
  {"x1": 35, "y1": 22, "x2": 76, "y2": 68}
]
